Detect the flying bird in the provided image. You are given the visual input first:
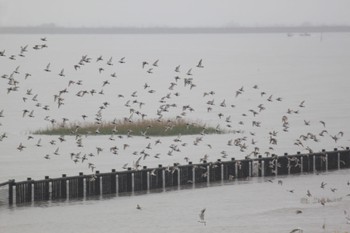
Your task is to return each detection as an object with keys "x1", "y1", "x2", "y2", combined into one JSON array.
[{"x1": 198, "y1": 208, "x2": 206, "y2": 225}]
